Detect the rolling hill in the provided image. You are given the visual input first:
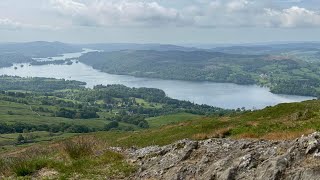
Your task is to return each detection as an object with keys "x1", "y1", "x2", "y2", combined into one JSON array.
[{"x1": 79, "y1": 50, "x2": 320, "y2": 97}]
